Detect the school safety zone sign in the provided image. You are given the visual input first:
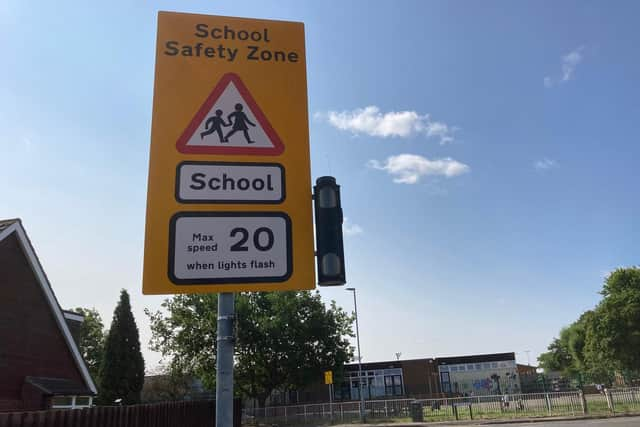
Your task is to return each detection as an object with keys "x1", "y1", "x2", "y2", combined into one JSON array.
[
  {"x1": 169, "y1": 212, "x2": 292, "y2": 284},
  {"x1": 143, "y1": 12, "x2": 314, "y2": 294},
  {"x1": 176, "y1": 73, "x2": 285, "y2": 156}
]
